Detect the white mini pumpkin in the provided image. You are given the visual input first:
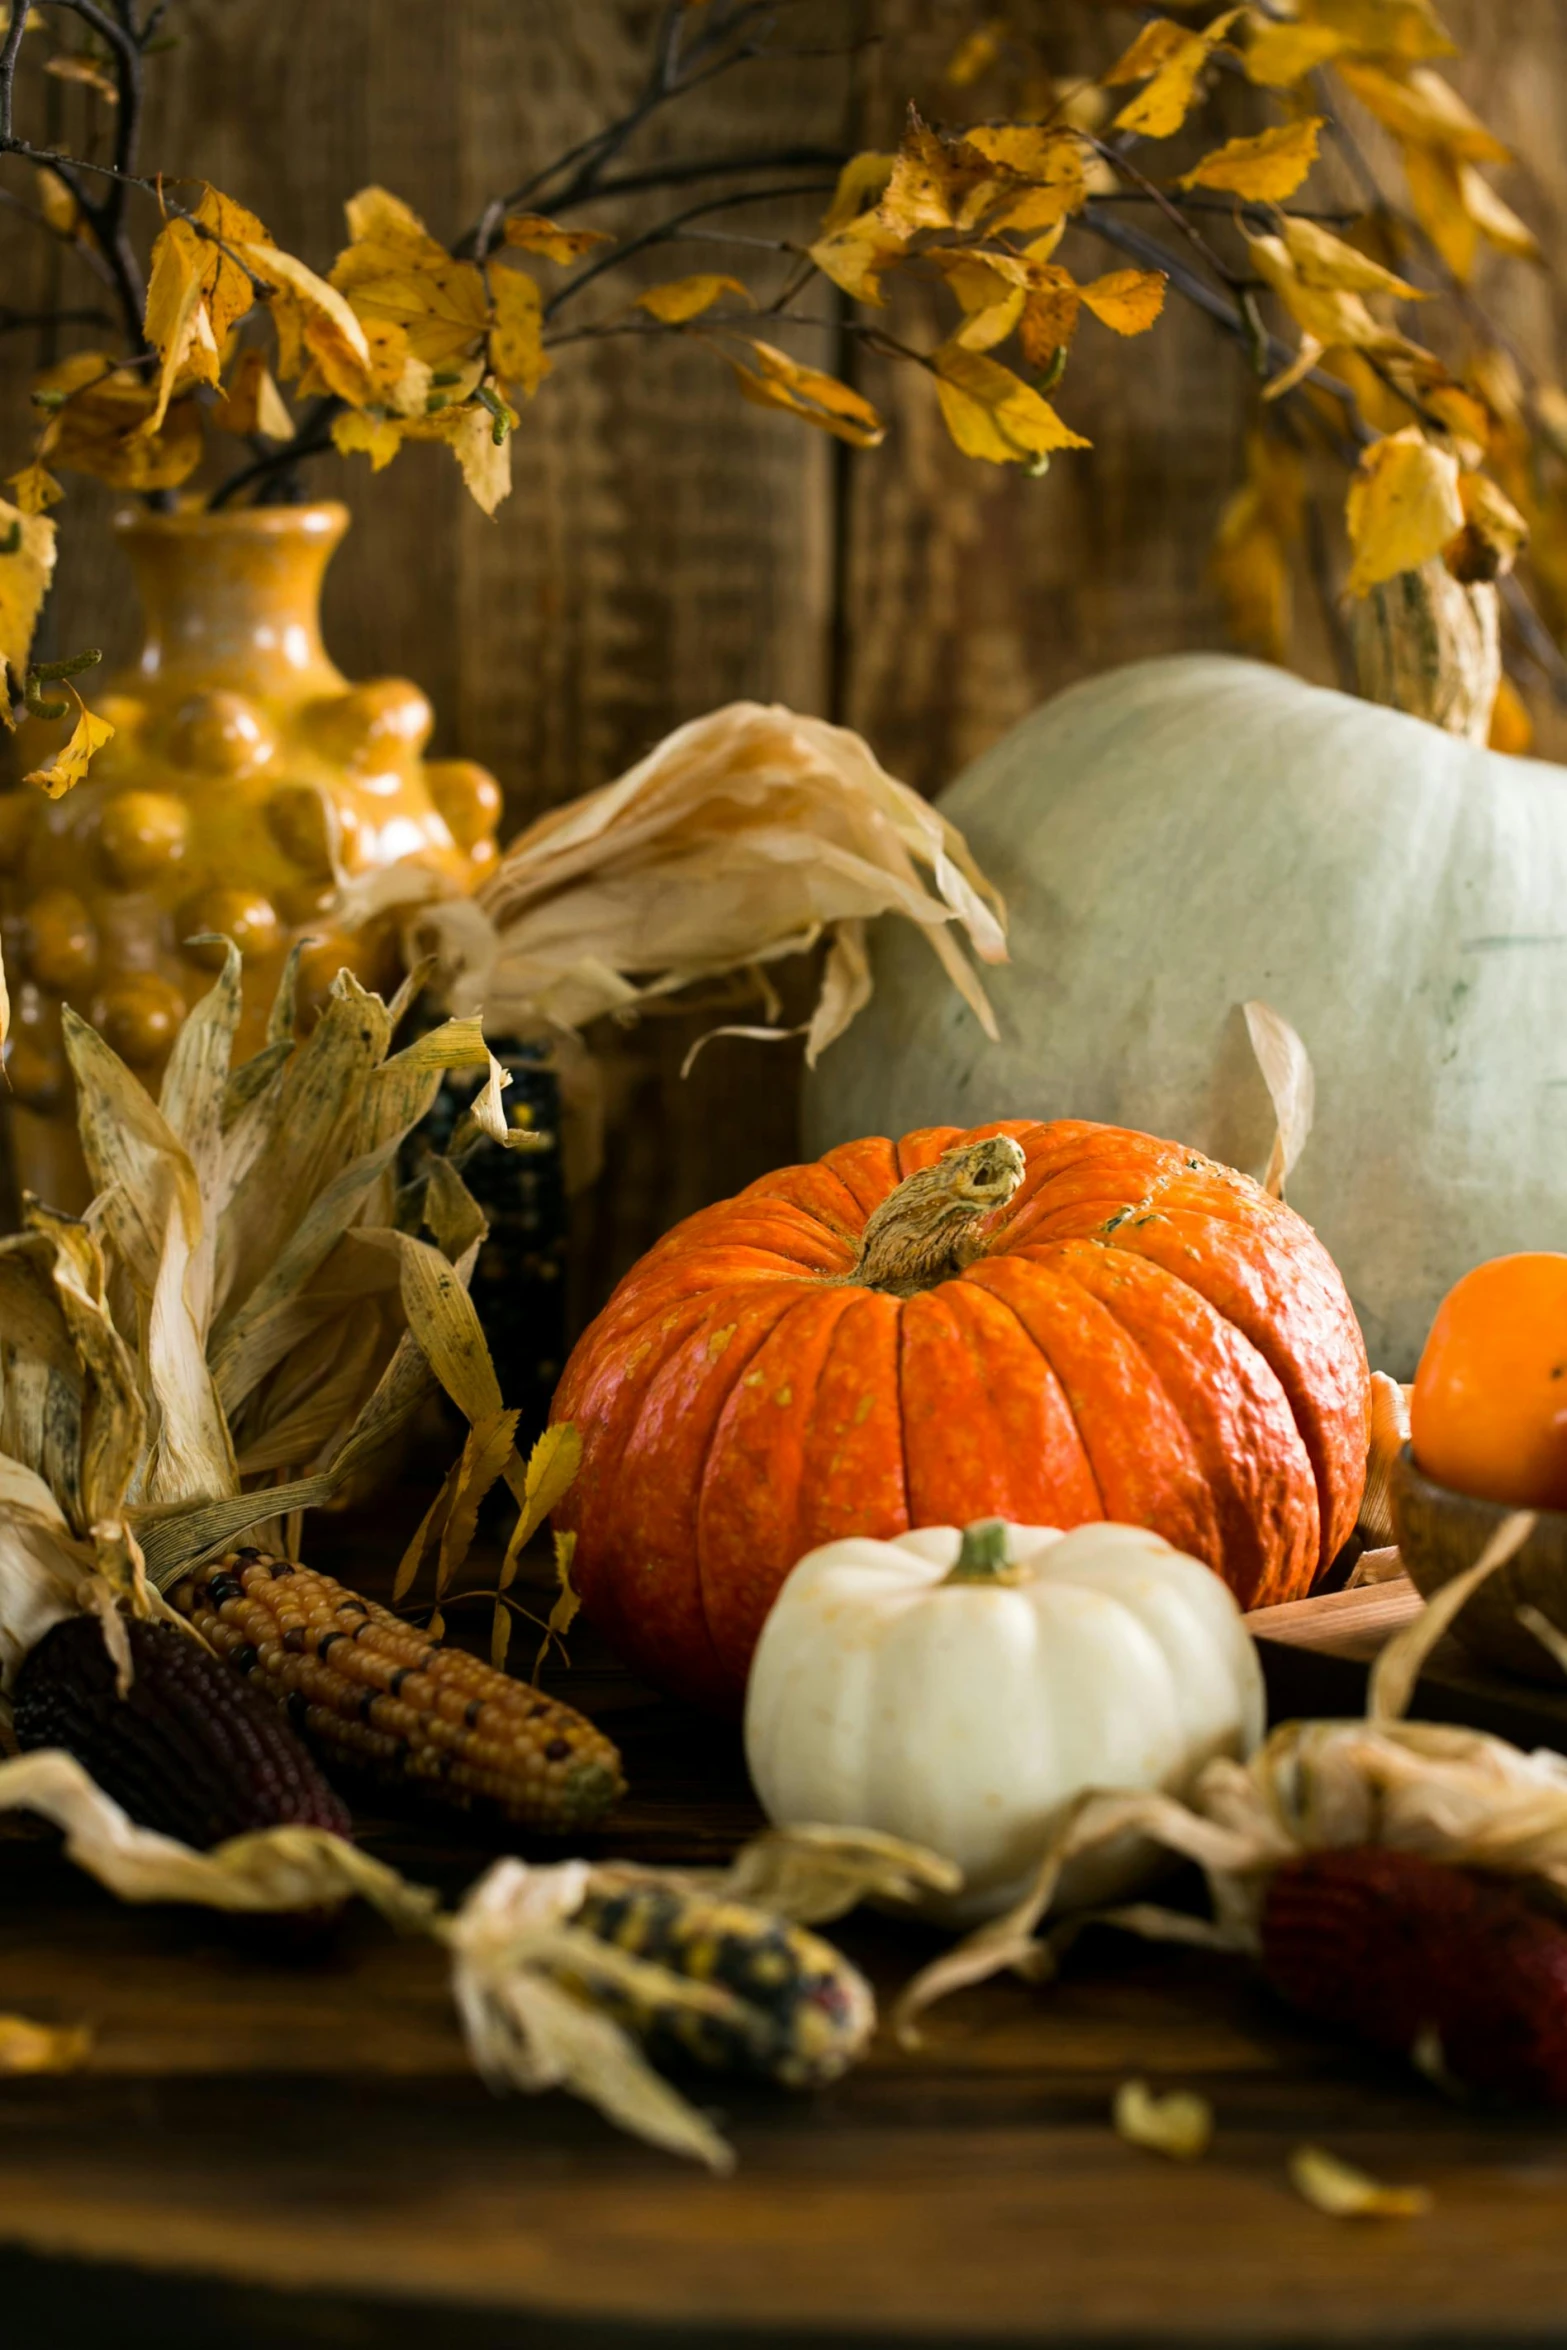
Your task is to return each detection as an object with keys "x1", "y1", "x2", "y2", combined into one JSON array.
[{"x1": 743, "y1": 1517, "x2": 1265, "y2": 1926}]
